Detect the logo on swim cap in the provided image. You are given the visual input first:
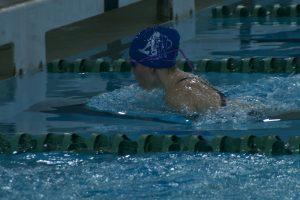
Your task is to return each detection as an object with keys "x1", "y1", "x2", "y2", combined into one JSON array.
[
  {"x1": 138, "y1": 31, "x2": 173, "y2": 60},
  {"x1": 129, "y1": 26, "x2": 180, "y2": 68}
]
